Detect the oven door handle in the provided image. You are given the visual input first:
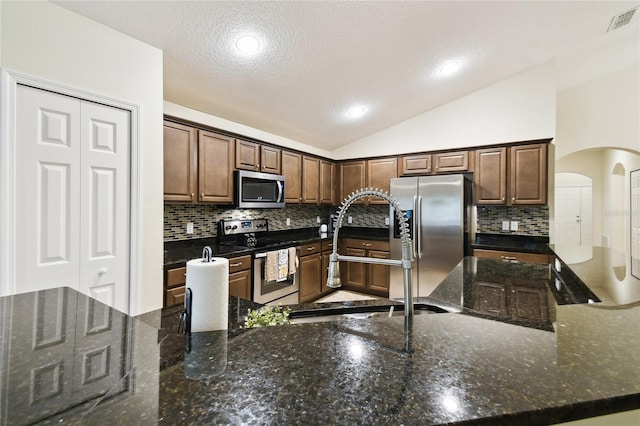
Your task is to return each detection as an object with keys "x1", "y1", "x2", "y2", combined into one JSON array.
[{"x1": 276, "y1": 180, "x2": 284, "y2": 203}]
